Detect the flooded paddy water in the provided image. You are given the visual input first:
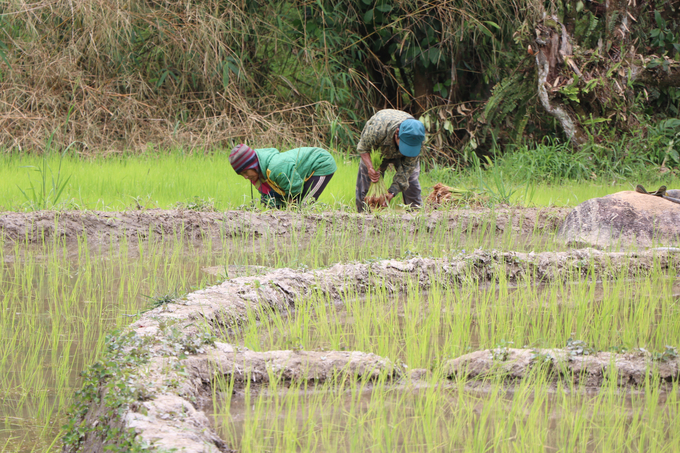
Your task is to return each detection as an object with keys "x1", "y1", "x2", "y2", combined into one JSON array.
[
  {"x1": 217, "y1": 377, "x2": 679, "y2": 452},
  {"x1": 212, "y1": 276, "x2": 680, "y2": 452},
  {"x1": 0, "y1": 208, "x2": 679, "y2": 452}
]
